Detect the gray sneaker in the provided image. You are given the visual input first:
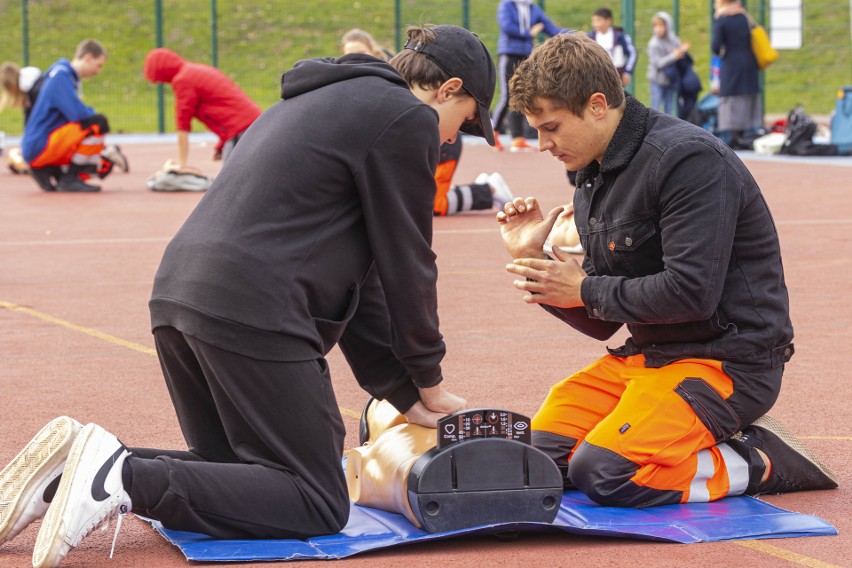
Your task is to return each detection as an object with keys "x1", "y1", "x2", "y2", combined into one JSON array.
[
  {"x1": 735, "y1": 415, "x2": 838, "y2": 495},
  {"x1": 0, "y1": 417, "x2": 83, "y2": 545},
  {"x1": 101, "y1": 144, "x2": 129, "y2": 173}
]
